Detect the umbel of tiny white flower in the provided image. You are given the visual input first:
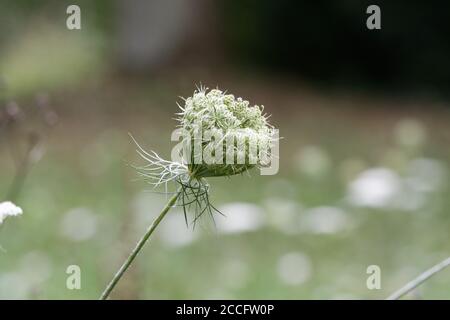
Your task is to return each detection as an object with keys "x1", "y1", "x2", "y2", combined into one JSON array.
[
  {"x1": 0, "y1": 201, "x2": 23, "y2": 225},
  {"x1": 133, "y1": 87, "x2": 276, "y2": 225},
  {"x1": 100, "y1": 87, "x2": 276, "y2": 299},
  {"x1": 177, "y1": 88, "x2": 274, "y2": 178}
]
